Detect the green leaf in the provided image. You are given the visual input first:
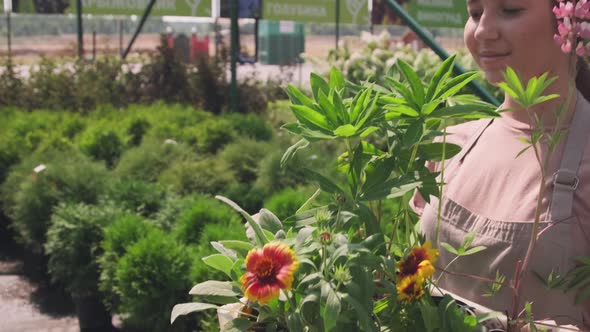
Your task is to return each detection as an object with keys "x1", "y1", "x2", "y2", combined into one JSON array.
[
  {"x1": 426, "y1": 54, "x2": 456, "y2": 102},
  {"x1": 462, "y1": 246, "x2": 487, "y2": 256},
  {"x1": 419, "y1": 143, "x2": 461, "y2": 161},
  {"x1": 334, "y1": 124, "x2": 357, "y2": 137},
  {"x1": 221, "y1": 318, "x2": 253, "y2": 332},
  {"x1": 355, "y1": 91, "x2": 381, "y2": 129},
  {"x1": 419, "y1": 301, "x2": 440, "y2": 332},
  {"x1": 257, "y1": 209, "x2": 283, "y2": 234},
  {"x1": 317, "y1": 90, "x2": 340, "y2": 126},
  {"x1": 286, "y1": 313, "x2": 305, "y2": 332},
  {"x1": 330, "y1": 67, "x2": 346, "y2": 92},
  {"x1": 436, "y1": 72, "x2": 481, "y2": 100},
  {"x1": 332, "y1": 89, "x2": 349, "y2": 123},
  {"x1": 359, "y1": 126, "x2": 379, "y2": 138},
  {"x1": 343, "y1": 294, "x2": 378, "y2": 332},
  {"x1": 429, "y1": 104, "x2": 499, "y2": 119},
  {"x1": 281, "y1": 123, "x2": 337, "y2": 141},
  {"x1": 362, "y1": 157, "x2": 396, "y2": 193},
  {"x1": 280, "y1": 138, "x2": 309, "y2": 168},
  {"x1": 440, "y1": 242, "x2": 459, "y2": 255},
  {"x1": 398, "y1": 59, "x2": 425, "y2": 105},
  {"x1": 171, "y1": 302, "x2": 218, "y2": 324},
  {"x1": 421, "y1": 101, "x2": 440, "y2": 115},
  {"x1": 290, "y1": 104, "x2": 332, "y2": 132},
  {"x1": 360, "y1": 177, "x2": 422, "y2": 201},
  {"x1": 403, "y1": 121, "x2": 424, "y2": 148},
  {"x1": 189, "y1": 280, "x2": 240, "y2": 297},
  {"x1": 203, "y1": 254, "x2": 234, "y2": 277},
  {"x1": 322, "y1": 283, "x2": 341, "y2": 332},
  {"x1": 216, "y1": 196, "x2": 269, "y2": 246},
  {"x1": 300, "y1": 292, "x2": 321, "y2": 324},
  {"x1": 384, "y1": 104, "x2": 420, "y2": 118},
  {"x1": 286, "y1": 84, "x2": 314, "y2": 108},
  {"x1": 211, "y1": 241, "x2": 238, "y2": 259},
  {"x1": 503, "y1": 67, "x2": 526, "y2": 99},
  {"x1": 497, "y1": 82, "x2": 519, "y2": 100},
  {"x1": 350, "y1": 87, "x2": 372, "y2": 124},
  {"x1": 379, "y1": 95, "x2": 406, "y2": 105},
  {"x1": 310, "y1": 73, "x2": 330, "y2": 101},
  {"x1": 526, "y1": 76, "x2": 539, "y2": 104},
  {"x1": 462, "y1": 232, "x2": 476, "y2": 248},
  {"x1": 218, "y1": 240, "x2": 254, "y2": 257},
  {"x1": 534, "y1": 94, "x2": 560, "y2": 105},
  {"x1": 304, "y1": 168, "x2": 345, "y2": 194},
  {"x1": 386, "y1": 77, "x2": 415, "y2": 105}
]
